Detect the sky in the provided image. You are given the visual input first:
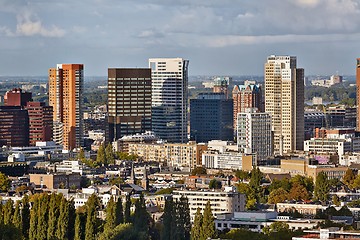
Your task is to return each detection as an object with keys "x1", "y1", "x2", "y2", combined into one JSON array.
[{"x1": 1, "y1": 0, "x2": 360, "y2": 76}]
